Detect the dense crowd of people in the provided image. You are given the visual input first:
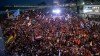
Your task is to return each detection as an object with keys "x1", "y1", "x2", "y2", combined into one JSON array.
[{"x1": 1, "y1": 8, "x2": 100, "y2": 56}]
